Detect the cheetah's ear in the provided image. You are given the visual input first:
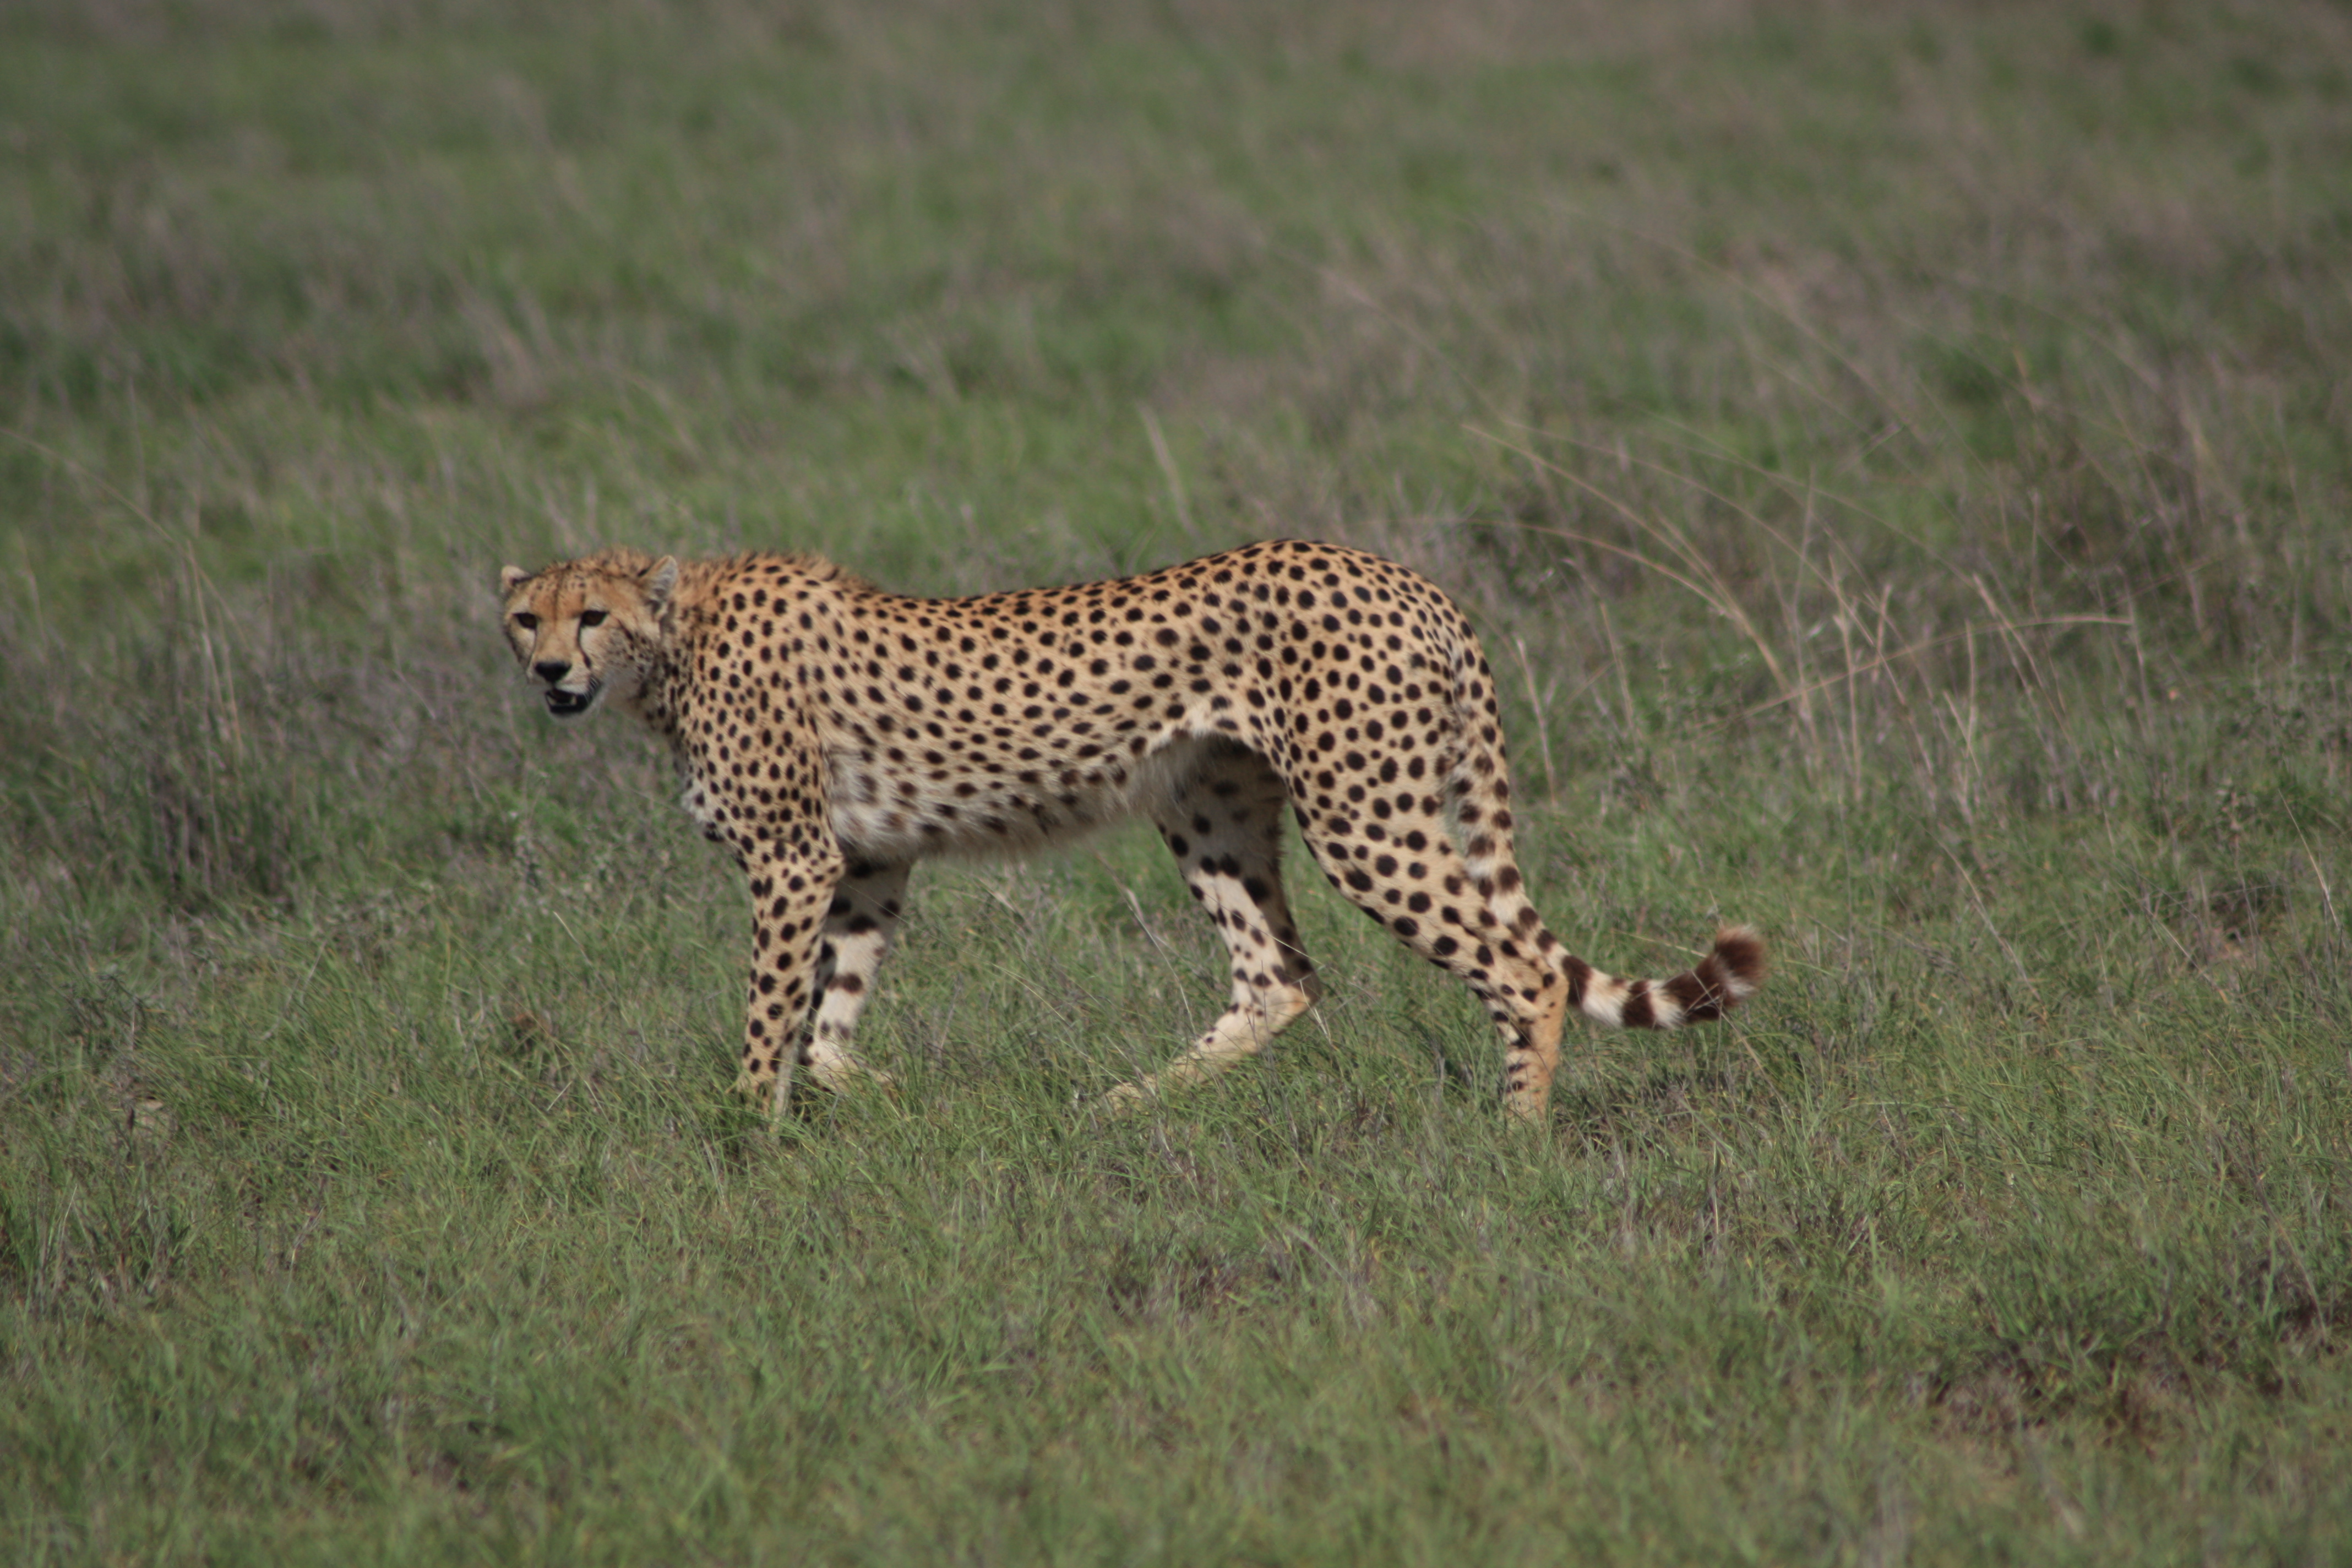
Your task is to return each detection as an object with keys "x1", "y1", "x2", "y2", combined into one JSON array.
[
  {"x1": 499, "y1": 564, "x2": 531, "y2": 595},
  {"x1": 643, "y1": 555, "x2": 680, "y2": 611}
]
